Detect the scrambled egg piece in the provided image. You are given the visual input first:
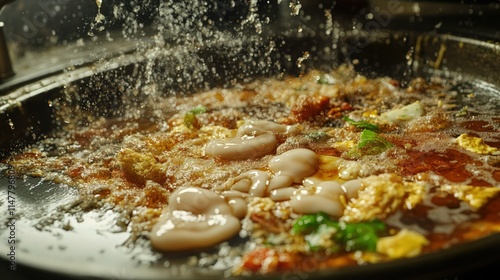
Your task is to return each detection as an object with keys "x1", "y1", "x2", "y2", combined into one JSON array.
[
  {"x1": 317, "y1": 155, "x2": 368, "y2": 181},
  {"x1": 341, "y1": 174, "x2": 425, "y2": 223},
  {"x1": 117, "y1": 148, "x2": 167, "y2": 185},
  {"x1": 440, "y1": 184, "x2": 500, "y2": 209},
  {"x1": 377, "y1": 229, "x2": 429, "y2": 259},
  {"x1": 331, "y1": 140, "x2": 355, "y2": 153},
  {"x1": 455, "y1": 133, "x2": 499, "y2": 155},
  {"x1": 199, "y1": 125, "x2": 236, "y2": 140},
  {"x1": 405, "y1": 182, "x2": 426, "y2": 210}
]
